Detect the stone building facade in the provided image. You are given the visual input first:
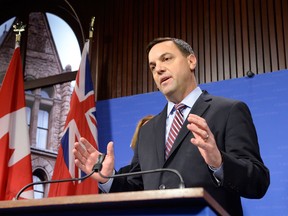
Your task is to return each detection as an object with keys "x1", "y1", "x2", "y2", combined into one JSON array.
[{"x1": 0, "y1": 12, "x2": 73, "y2": 197}]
